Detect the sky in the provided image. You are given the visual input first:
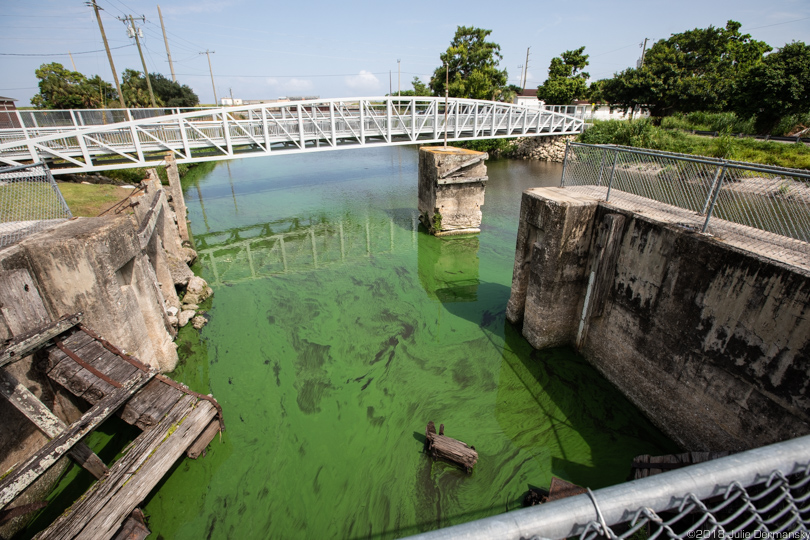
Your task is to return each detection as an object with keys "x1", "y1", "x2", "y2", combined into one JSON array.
[{"x1": 1, "y1": 0, "x2": 809, "y2": 107}]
